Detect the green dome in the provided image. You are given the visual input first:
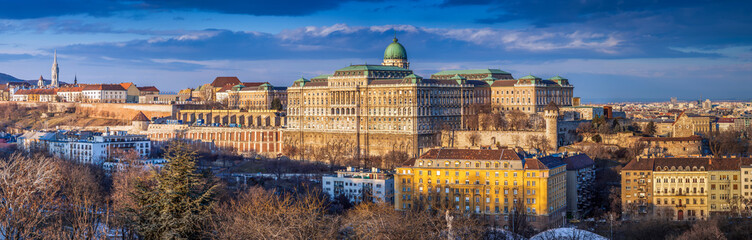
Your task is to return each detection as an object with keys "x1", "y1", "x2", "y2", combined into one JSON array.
[{"x1": 384, "y1": 37, "x2": 407, "y2": 60}]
